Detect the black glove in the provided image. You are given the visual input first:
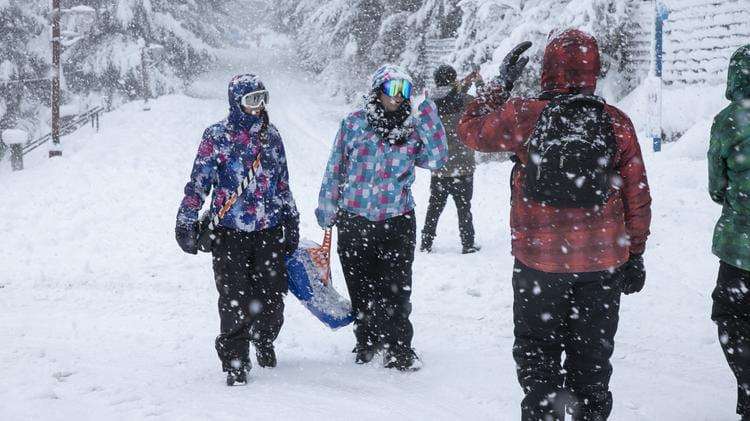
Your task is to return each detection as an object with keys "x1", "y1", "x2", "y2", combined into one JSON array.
[
  {"x1": 620, "y1": 253, "x2": 645, "y2": 295},
  {"x1": 175, "y1": 222, "x2": 199, "y2": 255},
  {"x1": 282, "y1": 218, "x2": 299, "y2": 257},
  {"x1": 496, "y1": 41, "x2": 532, "y2": 89}
]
